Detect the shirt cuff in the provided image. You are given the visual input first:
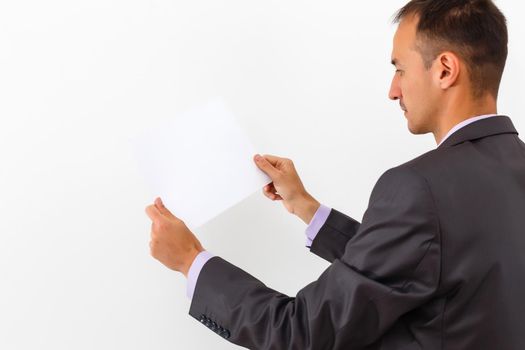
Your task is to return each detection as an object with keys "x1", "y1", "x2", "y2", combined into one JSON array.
[
  {"x1": 186, "y1": 250, "x2": 215, "y2": 300},
  {"x1": 305, "y1": 204, "x2": 332, "y2": 247}
]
